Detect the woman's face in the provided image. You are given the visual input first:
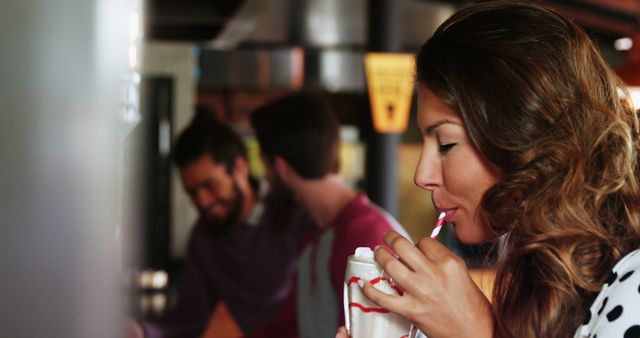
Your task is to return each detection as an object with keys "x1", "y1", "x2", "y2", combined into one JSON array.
[{"x1": 415, "y1": 85, "x2": 502, "y2": 244}]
